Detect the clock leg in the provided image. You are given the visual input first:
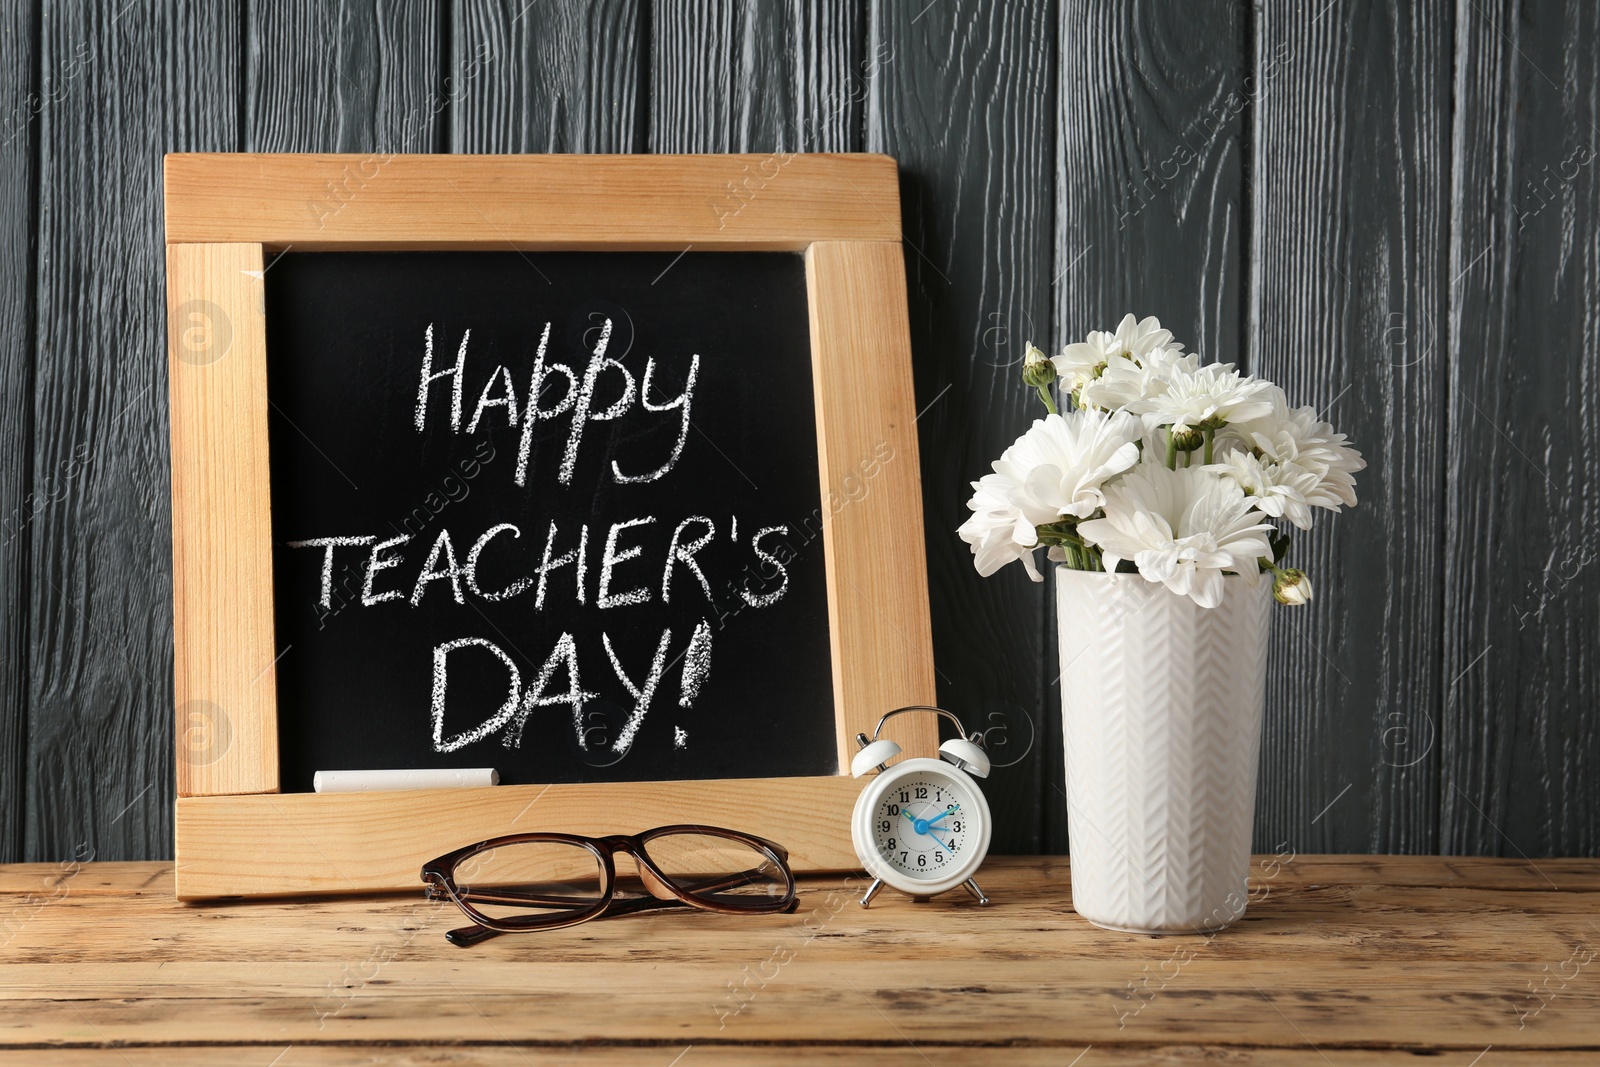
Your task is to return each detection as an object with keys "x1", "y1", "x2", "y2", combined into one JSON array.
[
  {"x1": 962, "y1": 878, "x2": 990, "y2": 906},
  {"x1": 858, "y1": 878, "x2": 885, "y2": 908}
]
